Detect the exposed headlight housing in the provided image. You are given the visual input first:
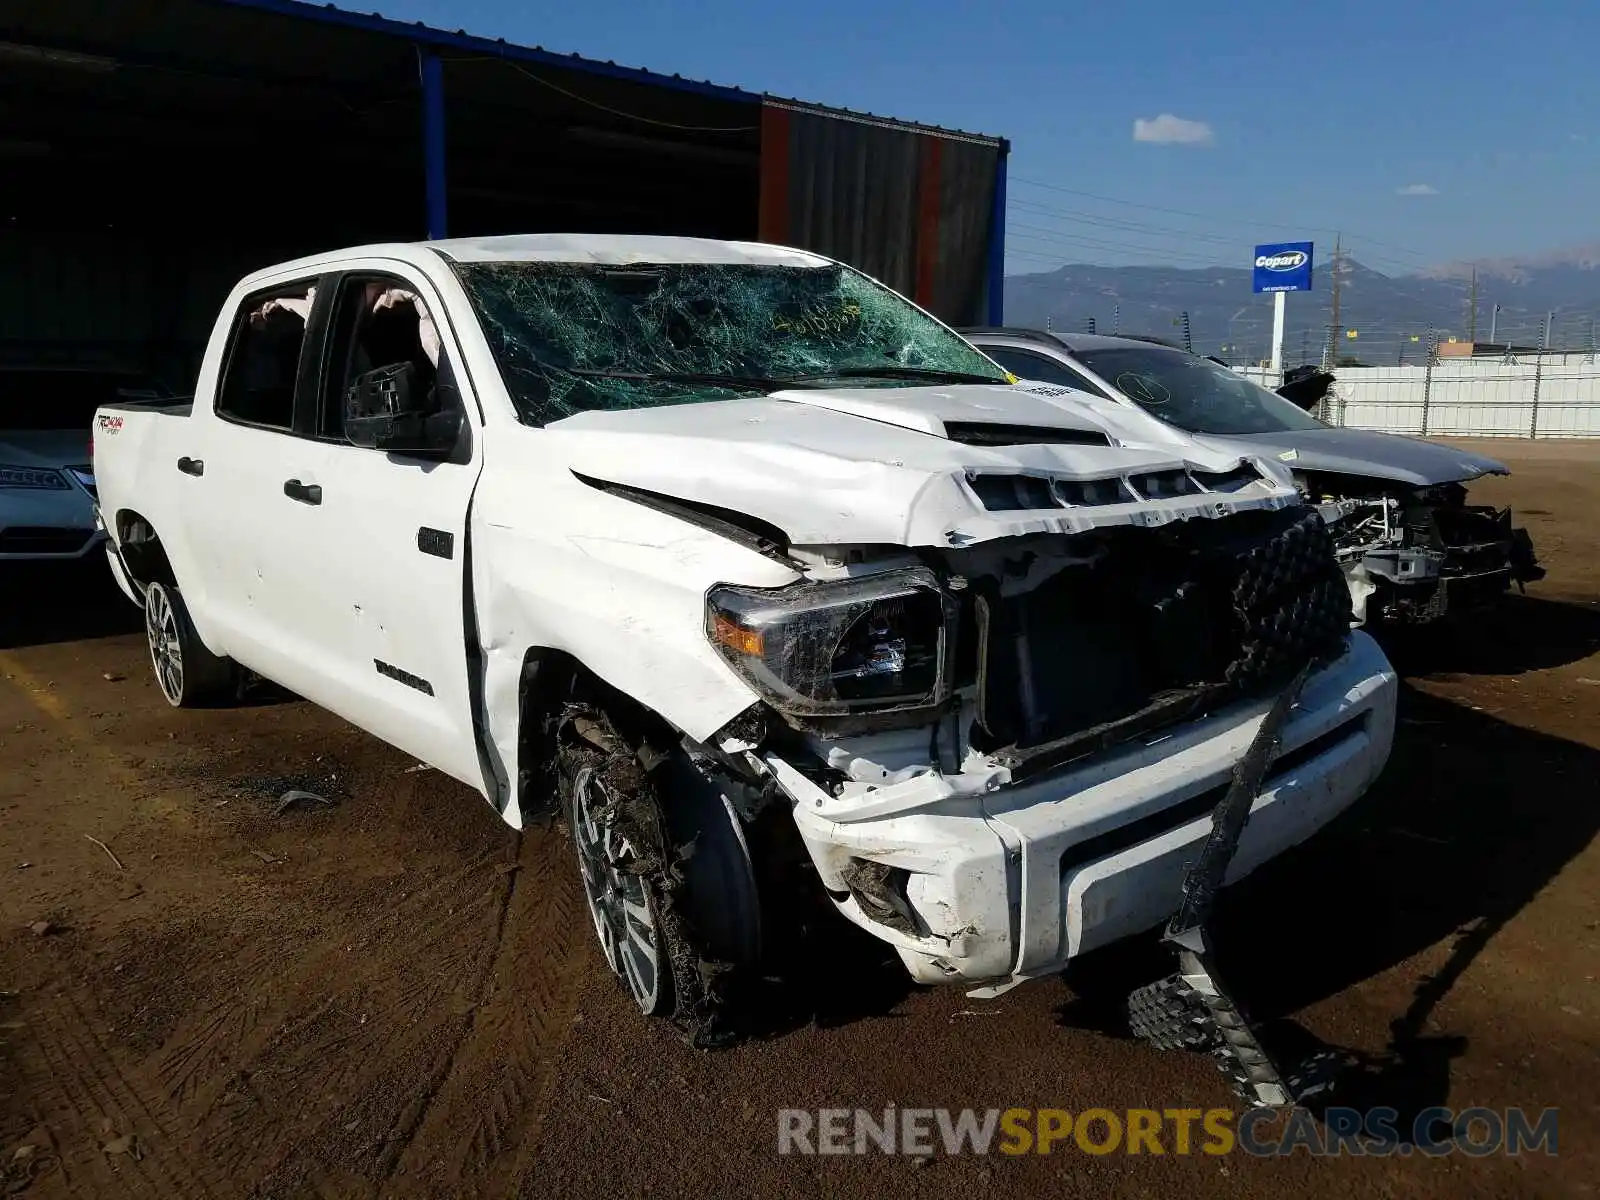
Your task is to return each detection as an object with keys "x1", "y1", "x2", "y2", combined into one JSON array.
[
  {"x1": 0, "y1": 464, "x2": 70, "y2": 490},
  {"x1": 706, "y1": 567, "x2": 957, "y2": 724}
]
